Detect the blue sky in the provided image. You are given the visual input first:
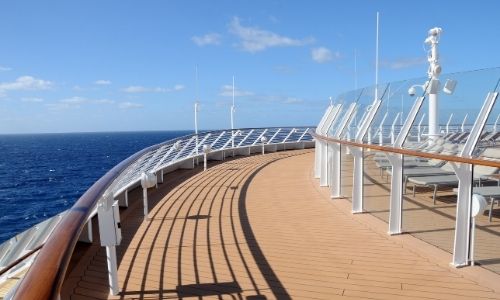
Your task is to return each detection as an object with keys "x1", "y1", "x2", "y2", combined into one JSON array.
[{"x1": 0, "y1": 1, "x2": 499, "y2": 134}]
